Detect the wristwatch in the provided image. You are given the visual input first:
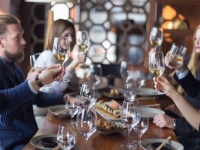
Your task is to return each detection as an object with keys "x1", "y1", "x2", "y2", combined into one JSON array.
[{"x1": 35, "y1": 75, "x2": 44, "y2": 87}]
